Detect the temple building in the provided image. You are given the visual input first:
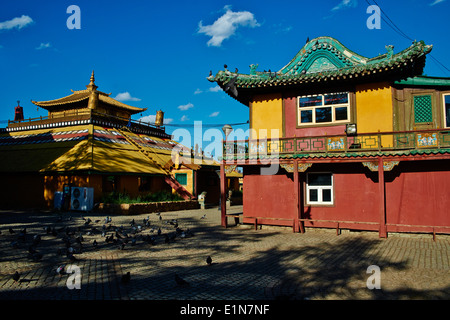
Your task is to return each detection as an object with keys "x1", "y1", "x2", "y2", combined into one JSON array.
[
  {"x1": 0, "y1": 72, "x2": 220, "y2": 209},
  {"x1": 209, "y1": 36, "x2": 450, "y2": 237}
]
